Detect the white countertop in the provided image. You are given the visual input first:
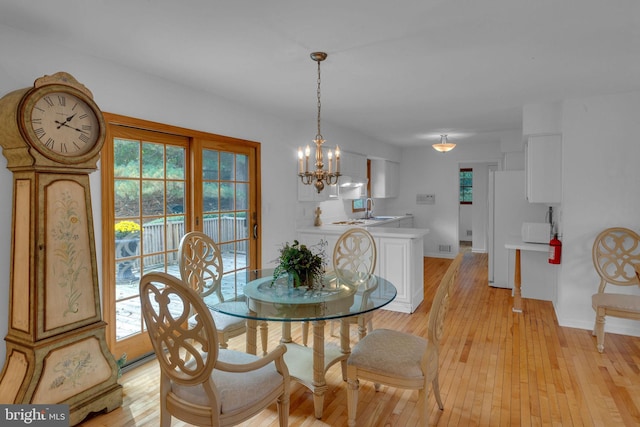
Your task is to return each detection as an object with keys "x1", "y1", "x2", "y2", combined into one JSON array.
[
  {"x1": 505, "y1": 239, "x2": 549, "y2": 252},
  {"x1": 297, "y1": 225, "x2": 430, "y2": 239}
]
